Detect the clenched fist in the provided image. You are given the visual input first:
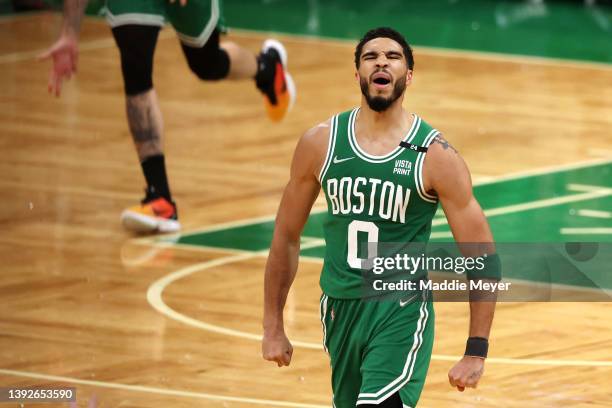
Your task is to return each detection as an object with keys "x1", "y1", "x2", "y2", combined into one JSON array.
[
  {"x1": 448, "y1": 356, "x2": 485, "y2": 392},
  {"x1": 262, "y1": 330, "x2": 293, "y2": 367}
]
